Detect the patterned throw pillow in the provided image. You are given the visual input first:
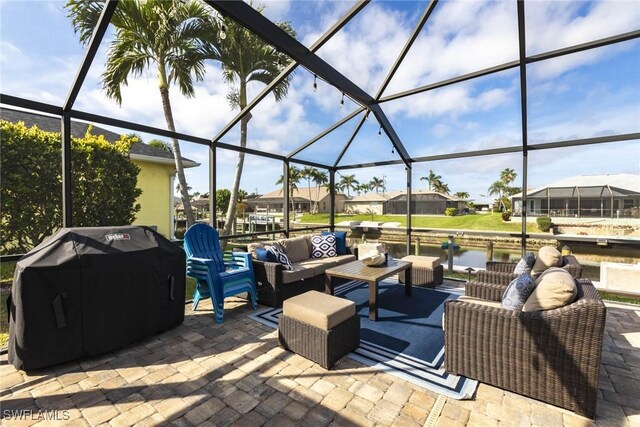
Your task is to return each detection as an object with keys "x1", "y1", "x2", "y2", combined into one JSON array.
[
  {"x1": 311, "y1": 234, "x2": 337, "y2": 259},
  {"x1": 321, "y1": 231, "x2": 347, "y2": 255},
  {"x1": 514, "y1": 252, "x2": 536, "y2": 275},
  {"x1": 501, "y1": 273, "x2": 536, "y2": 310},
  {"x1": 267, "y1": 244, "x2": 292, "y2": 270}
]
